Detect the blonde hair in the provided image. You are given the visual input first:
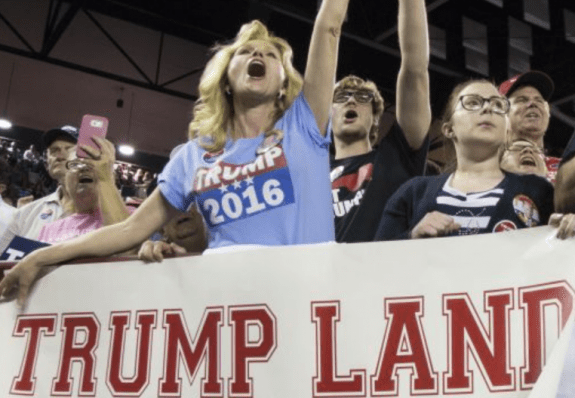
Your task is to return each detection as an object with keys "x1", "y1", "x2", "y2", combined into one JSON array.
[
  {"x1": 189, "y1": 20, "x2": 303, "y2": 152},
  {"x1": 333, "y1": 75, "x2": 385, "y2": 139}
]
